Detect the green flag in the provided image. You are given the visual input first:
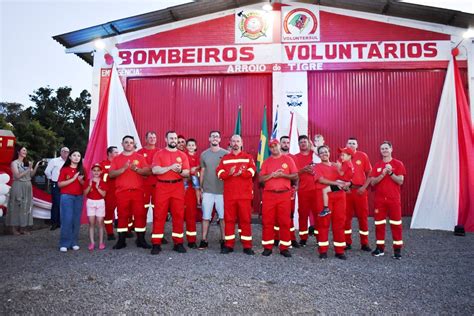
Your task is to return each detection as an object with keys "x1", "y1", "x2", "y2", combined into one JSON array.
[
  {"x1": 256, "y1": 105, "x2": 269, "y2": 172},
  {"x1": 233, "y1": 106, "x2": 242, "y2": 136}
]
